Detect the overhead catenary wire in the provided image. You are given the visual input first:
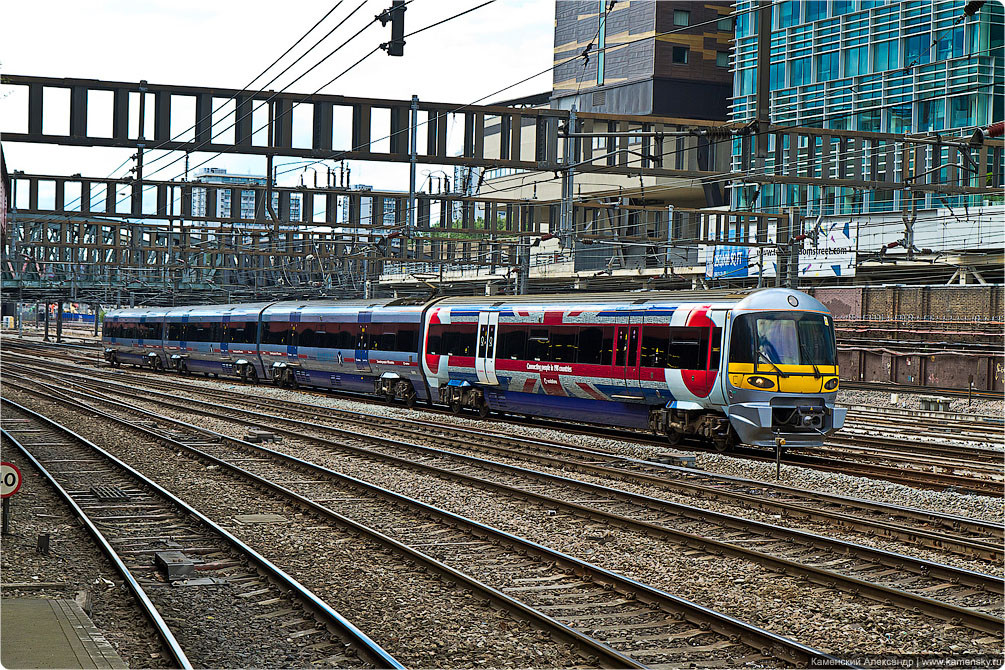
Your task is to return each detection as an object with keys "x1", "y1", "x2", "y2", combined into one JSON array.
[
  {"x1": 274, "y1": 1, "x2": 779, "y2": 180},
  {"x1": 106, "y1": 0, "x2": 487, "y2": 215},
  {"x1": 64, "y1": 1, "x2": 352, "y2": 212}
]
